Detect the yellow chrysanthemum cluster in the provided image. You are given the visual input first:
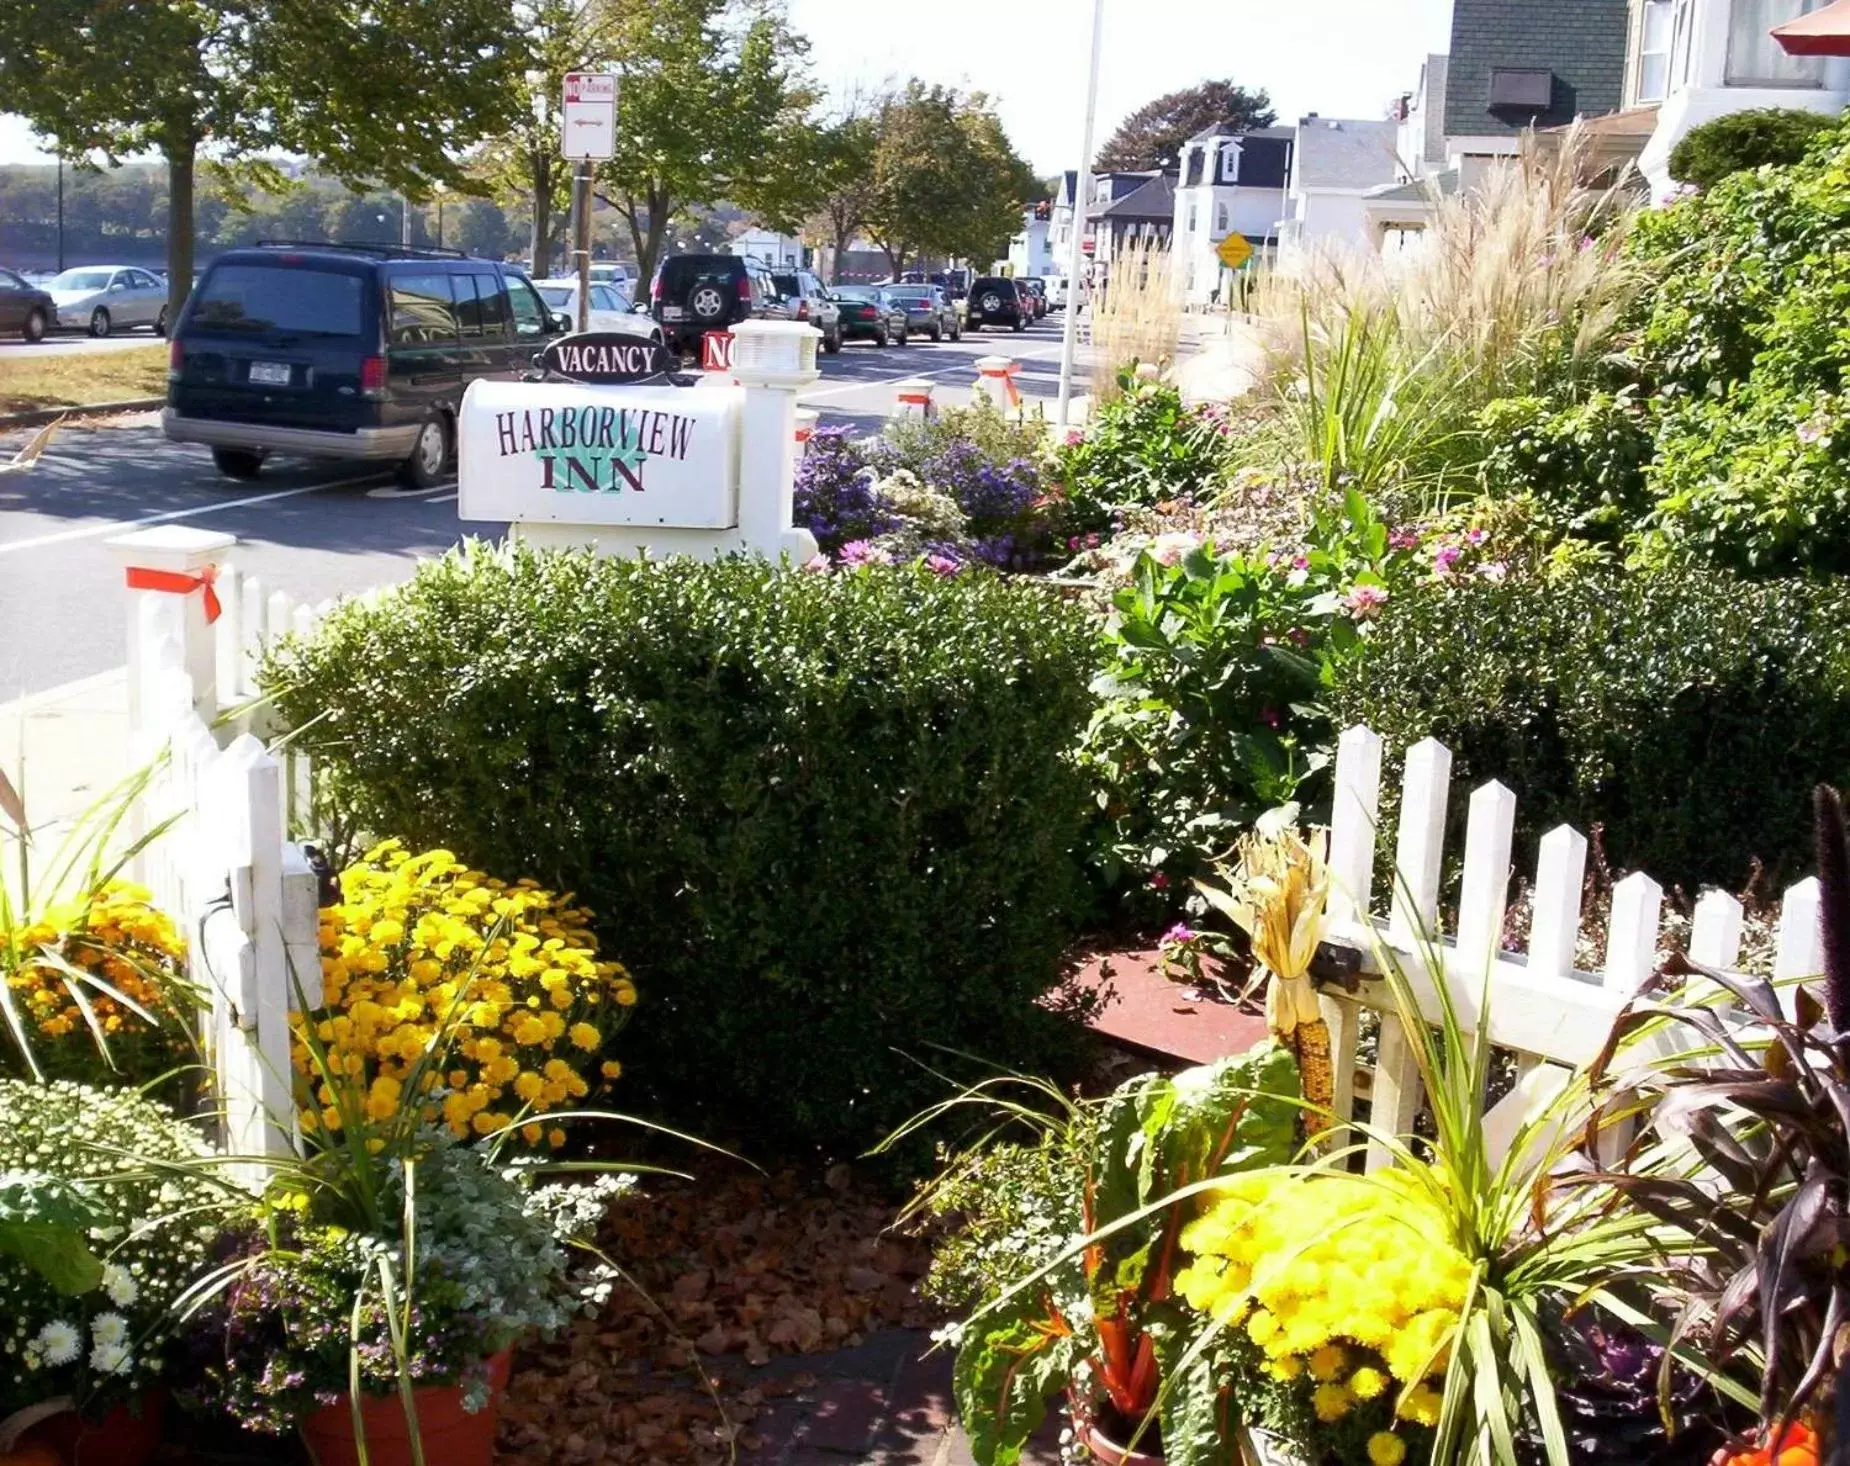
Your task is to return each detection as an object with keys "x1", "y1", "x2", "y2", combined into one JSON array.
[
  {"x1": 6, "y1": 880, "x2": 186, "y2": 1045},
  {"x1": 1175, "y1": 1170, "x2": 1471, "y2": 1460},
  {"x1": 296, "y1": 841, "x2": 637, "y2": 1150}
]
